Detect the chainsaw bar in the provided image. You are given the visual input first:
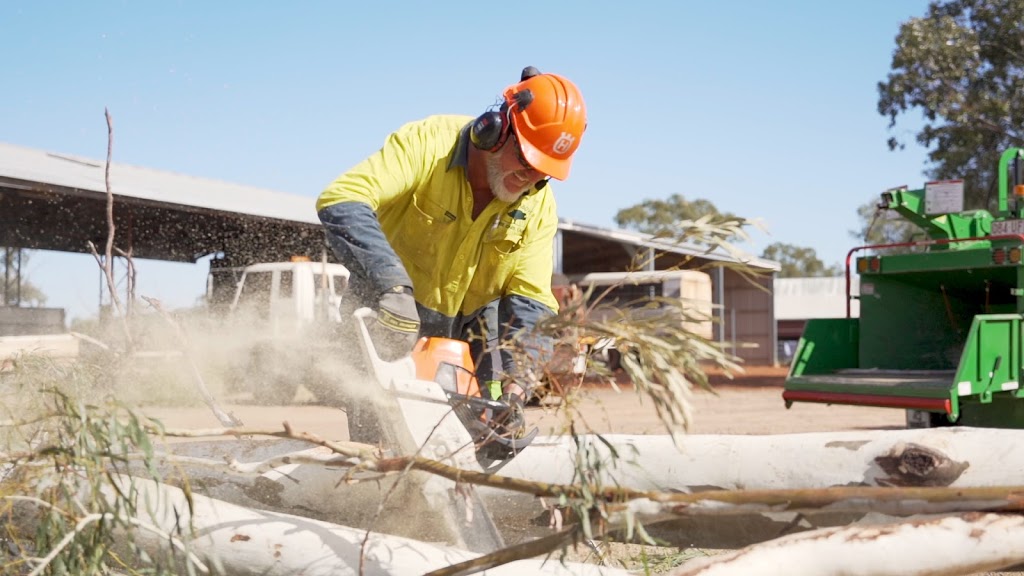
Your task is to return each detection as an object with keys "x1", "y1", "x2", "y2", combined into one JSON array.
[{"x1": 445, "y1": 392, "x2": 538, "y2": 461}]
